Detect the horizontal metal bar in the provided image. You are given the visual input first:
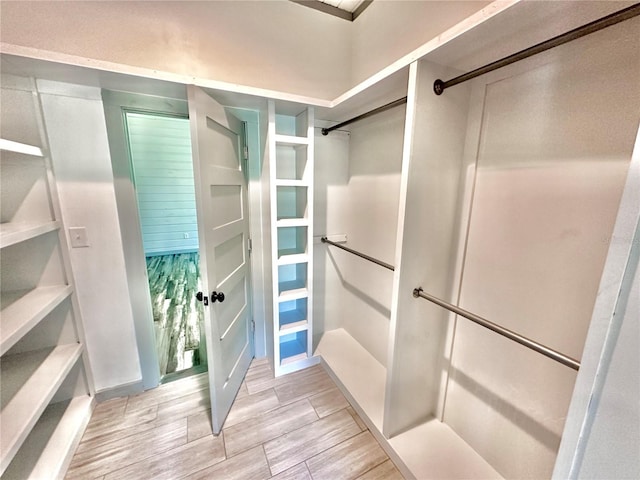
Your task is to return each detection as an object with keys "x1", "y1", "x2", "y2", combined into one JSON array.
[
  {"x1": 434, "y1": 4, "x2": 640, "y2": 95},
  {"x1": 321, "y1": 97, "x2": 407, "y2": 135},
  {"x1": 412, "y1": 287, "x2": 580, "y2": 371},
  {"x1": 321, "y1": 237, "x2": 394, "y2": 271}
]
